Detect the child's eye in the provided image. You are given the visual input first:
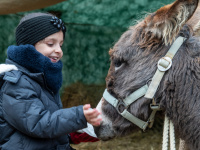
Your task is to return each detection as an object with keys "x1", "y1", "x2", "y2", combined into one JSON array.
[{"x1": 47, "y1": 43, "x2": 54, "y2": 47}]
